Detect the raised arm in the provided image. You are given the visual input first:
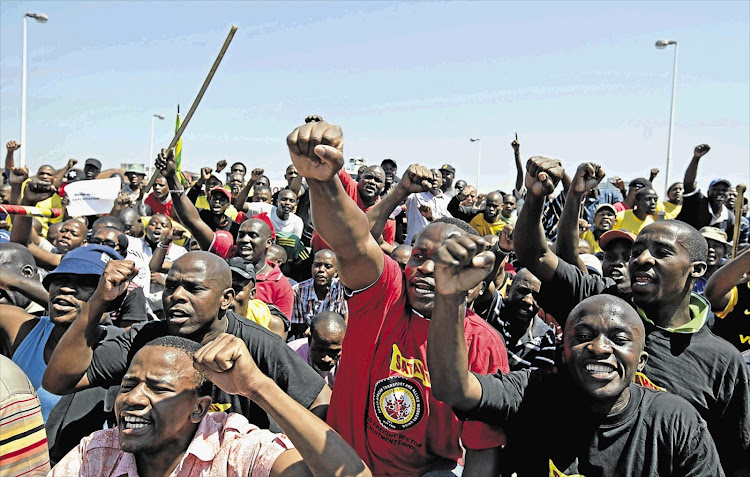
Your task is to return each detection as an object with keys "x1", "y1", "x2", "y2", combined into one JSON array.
[
  {"x1": 704, "y1": 247, "x2": 750, "y2": 311},
  {"x1": 682, "y1": 144, "x2": 711, "y2": 194},
  {"x1": 42, "y1": 260, "x2": 137, "y2": 394},
  {"x1": 8, "y1": 167, "x2": 29, "y2": 206},
  {"x1": 186, "y1": 166, "x2": 211, "y2": 204},
  {"x1": 286, "y1": 121, "x2": 382, "y2": 290},
  {"x1": 512, "y1": 134, "x2": 523, "y2": 192},
  {"x1": 556, "y1": 163, "x2": 606, "y2": 272},
  {"x1": 514, "y1": 157, "x2": 565, "y2": 282},
  {"x1": 4, "y1": 141, "x2": 20, "y2": 174},
  {"x1": 10, "y1": 178, "x2": 54, "y2": 245},
  {"x1": 428, "y1": 234, "x2": 494, "y2": 410},
  {"x1": 194, "y1": 334, "x2": 371, "y2": 477},
  {"x1": 55, "y1": 158, "x2": 77, "y2": 187},
  {"x1": 155, "y1": 150, "x2": 215, "y2": 251},
  {"x1": 447, "y1": 187, "x2": 481, "y2": 222},
  {"x1": 233, "y1": 167, "x2": 263, "y2": 212}
]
